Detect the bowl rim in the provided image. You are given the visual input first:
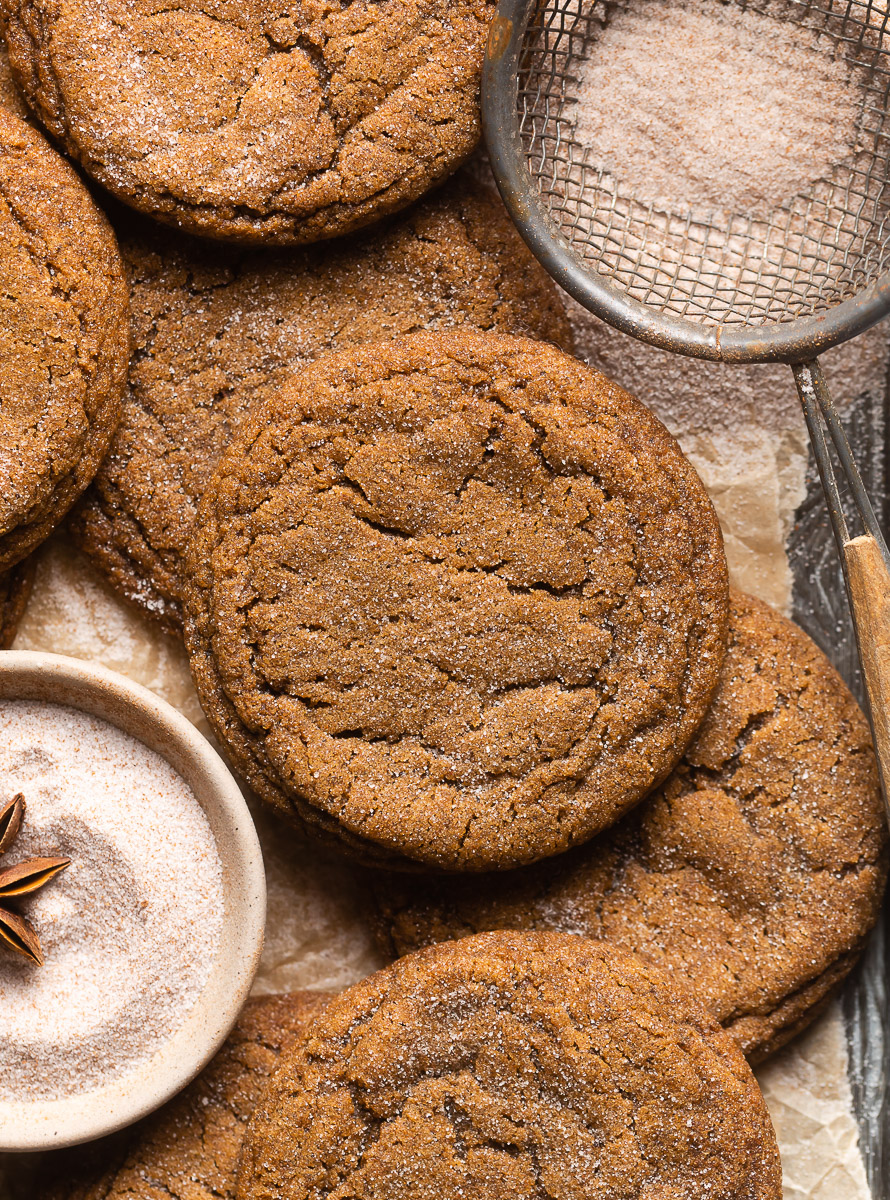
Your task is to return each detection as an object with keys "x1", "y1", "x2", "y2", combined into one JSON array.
[{"x1": 0, "y1": 650, "x2": 266, "y2": 1151}]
